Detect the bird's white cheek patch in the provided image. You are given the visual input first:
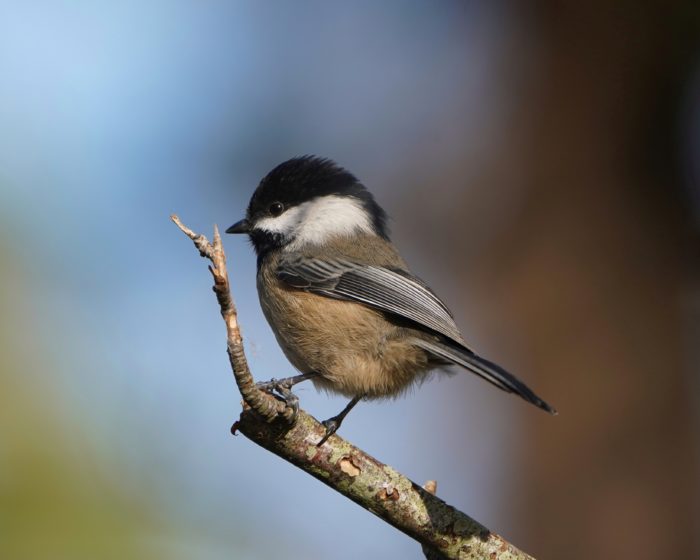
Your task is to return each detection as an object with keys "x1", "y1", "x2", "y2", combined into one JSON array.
[
  {"x1": 290, "y1": 196, "x2": 374, "y2": 249},
  {"x1": 254, "y1": 195, "x2": 374, "y2": 249},
  {"x1": 255, "y1": 206, "x2": 303, "y2": 236}
]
